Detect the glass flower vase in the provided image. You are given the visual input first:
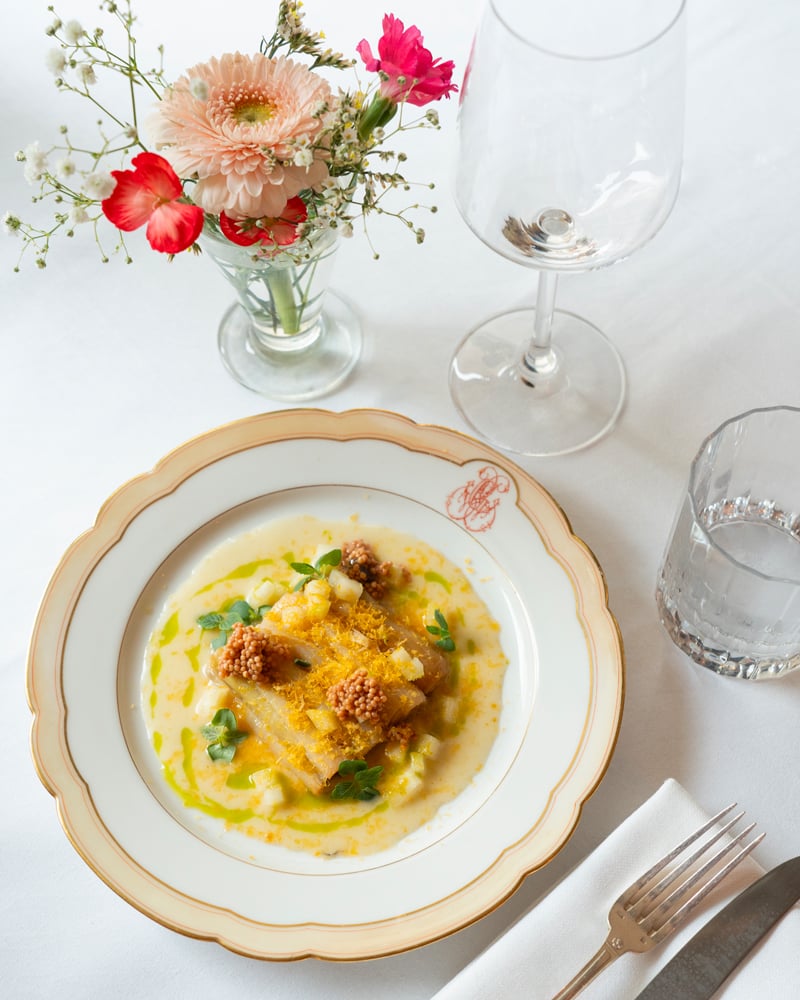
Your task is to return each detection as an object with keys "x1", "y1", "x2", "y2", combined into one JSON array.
[{"x1": 201, "y1": 223, "x2": 362, "y2": 401}]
